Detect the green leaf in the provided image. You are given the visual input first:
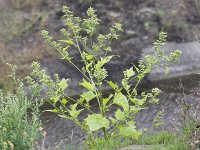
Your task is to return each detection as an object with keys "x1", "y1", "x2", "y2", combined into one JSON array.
[
  {"x1": 126, "y1": 67, "x2": 135, "y2": 78},
  {"x1": 165, "y1": 66, "x2": 169, "y2": 77},
  {"x1": 80, "y1": 91, "x2": 96, "y2": 103},
  {"x1": 129, "y1": 97, "x2": 137, "y2": 104},
  {"x1": 150, "y1": 98, "x2": 159, "y2": 104},
  {"x1": 58, "y1": 114, "x2": 71, "y2": 119},
  {"x1": 45, "y1": 109, "x2": 59, "y2": 113},
  {"x1": 86, "y1": 54, "x2": 94, "y2": 61},
  {"x1": 62, "y1": 46, "x2": 69, "y2": 52},
  {"x1": 78, "y1": 97, "x2": 85, "y2": 103},
  {"x1": 137, "y1": 96, "x2": 147, "y2": 106},
  {"x1": 133, "y1": 65, "x2": 139, "y2": 73},
  {"x1": 59, "y1": 79, "x2": 68, "y2": 91},
  {"x1": 137, "y1": 74, "x2": 145, "y2": 80},
  {"x1": 79, "y1": 79, "x2": 94, "y2": 91},
  {"x1": 109, "y1": 117, "x2": 117, "y2": 124},
  {"x1": 113, "y1": 92, "x2": 129, "y2": 111},
  {"x1": 86, "y1": 62, "x2": 93, "y2": 72},
  {"x1": 103, "y1": 94, "x2": 113, "y2": 107},
  {"x1": 115, "y1": 109, "x2": 125, "y2": 121},
  {"x1": 127, "y1": 121, "x2": 136, "y2": 126},
  {"x1": 69, "y1": 103, "x2": 83, "y2": 118},
  {"x1": 106, "y1": 80, "x2": 118, "y2": 90},
  {"x1": 50, "y1": 95, "x2": 61, "y2": 103},
  {"x1": 84, "y1": 114, "x2": 110, "y2": 132},
  {"x1": 119, "y1": 126, "x2": 141, "y2": 139},
  {"x1": 104, "y1": 46, "x2": 112, "y2": 51},
  {"x1": 130, "y1": 106, "x2": 142, "y2": 114},
  {"x1": 59, "y1": 39, "x2": 75, "y2": 45},
  {"x1": 95, "y1": 56, "x2": 113, "y2": 70},
  {"x1": 61, "y1": 99, "x2": 68, "y2": 105}
]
